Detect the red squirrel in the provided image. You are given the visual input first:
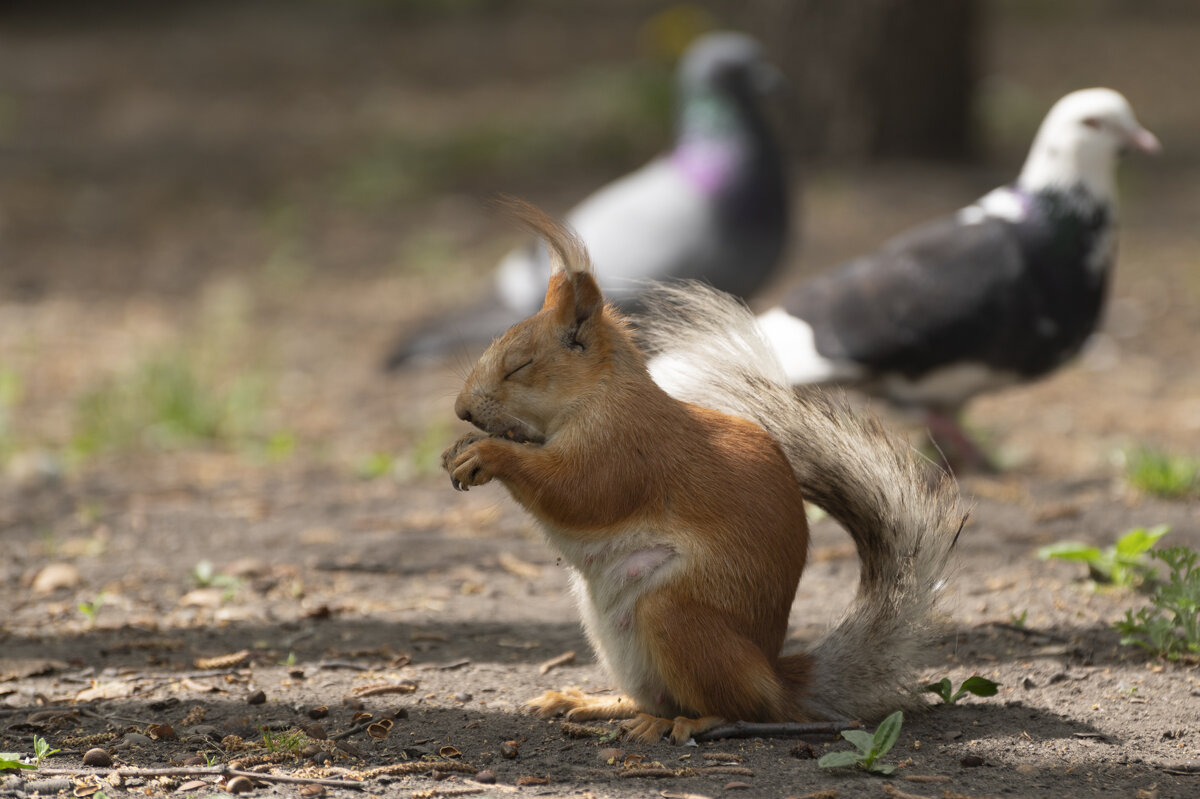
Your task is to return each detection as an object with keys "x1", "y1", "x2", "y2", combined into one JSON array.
[{"x1": 442, "y1": 200, "x2": 966, "y2": 744}]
